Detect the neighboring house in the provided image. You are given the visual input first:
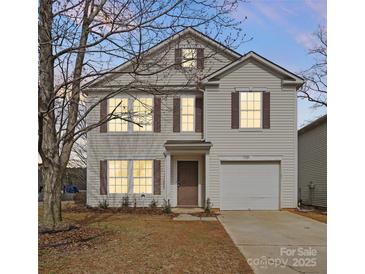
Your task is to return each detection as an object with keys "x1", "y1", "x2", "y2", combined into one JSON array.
[
  {"x1": 298, "y1": 115, "x2": 327, "y2": 208},
  {"x1": 62, "y1": 167, "x2": 87, "y2": 191},
  {"x1": 39, "y1": 166, "x2": 86, "y2": 202},
  {"x1": 38, "y1": 166, "x2": 87, "y2": 191},
  {"x1": 84, "y1": 27, "x2": 304, "y2": 210}
]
